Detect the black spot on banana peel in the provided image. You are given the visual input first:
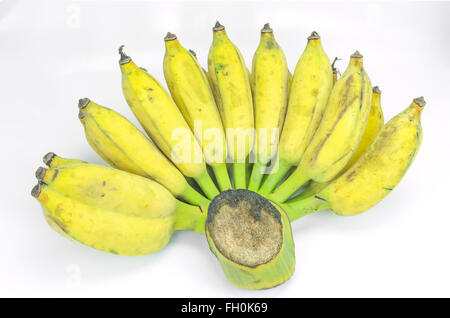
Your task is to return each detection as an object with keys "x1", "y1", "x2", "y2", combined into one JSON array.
[{"x1": 206, "y1": 190, "x2": 295, "y2": 290}]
